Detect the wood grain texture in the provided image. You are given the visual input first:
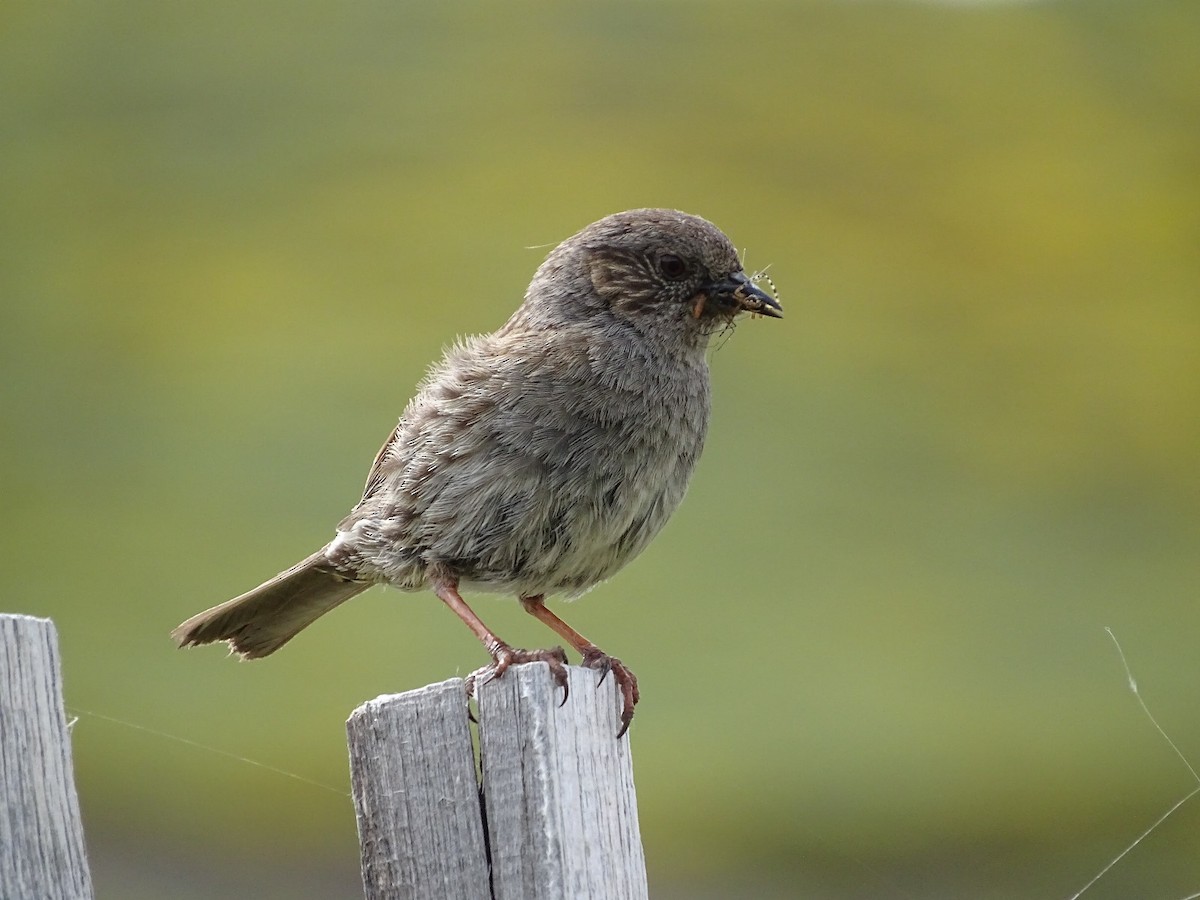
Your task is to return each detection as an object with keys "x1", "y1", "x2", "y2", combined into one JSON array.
[
  {"x1": 347, "y1": 678, "x2": 490, "y2": 900},
  {"x1": 476, "y1": 663, "x2": 648, "y2": 900},
  {"x1": 0, "y1": 614, "x2": 94, "y2": 900}
]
